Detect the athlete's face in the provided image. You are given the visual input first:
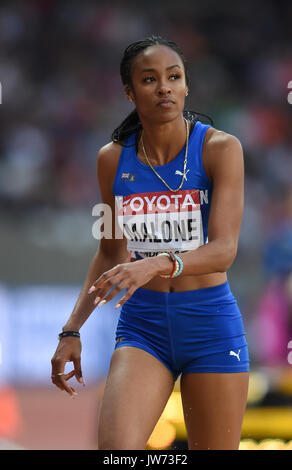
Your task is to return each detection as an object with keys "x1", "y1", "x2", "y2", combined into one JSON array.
[{"x1": 126, "y1": 45, "x2": 188, "y2": 123}]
